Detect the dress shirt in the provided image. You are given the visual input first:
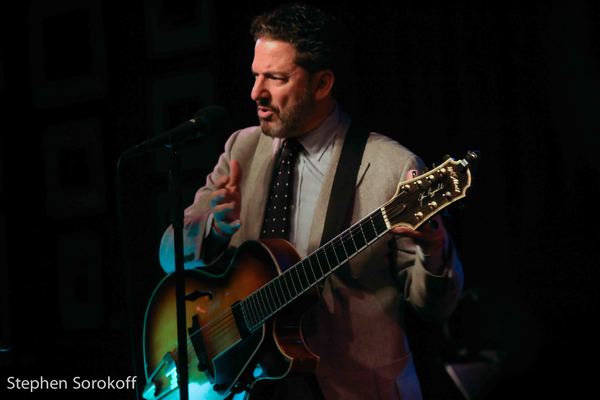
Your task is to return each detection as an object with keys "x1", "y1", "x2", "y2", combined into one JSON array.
[{"x1": 265, "y1": 106, "x2": 348, "y2": 257}]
